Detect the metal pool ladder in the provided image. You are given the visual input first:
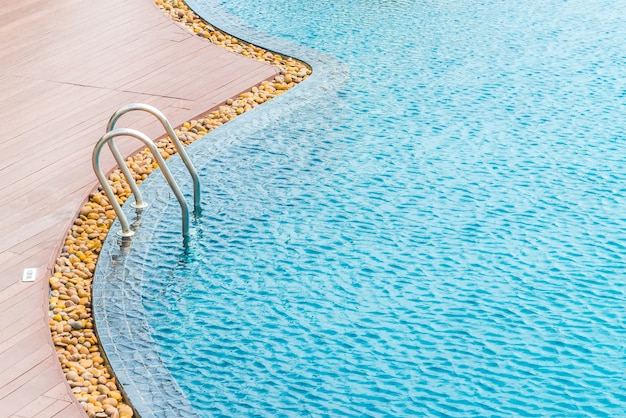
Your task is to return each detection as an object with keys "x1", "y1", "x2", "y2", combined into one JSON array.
[{"x1": 92, "y1": 103, "x2": 201, "y2": 241}]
